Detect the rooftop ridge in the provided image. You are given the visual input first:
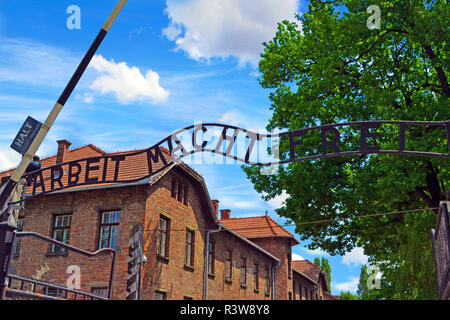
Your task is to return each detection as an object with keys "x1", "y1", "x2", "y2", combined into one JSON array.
[{"x1": 264, "y1": 215, "x2": 278, "y2": 236}]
